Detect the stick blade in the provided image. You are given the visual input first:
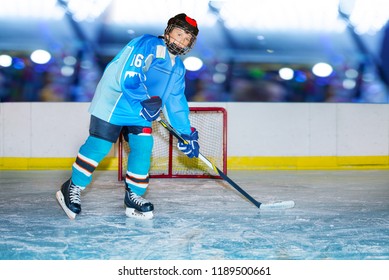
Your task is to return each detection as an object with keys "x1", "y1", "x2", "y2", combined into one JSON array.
[{"x1": 259, "y1": 200, "x2": 295, "y2": 210}]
